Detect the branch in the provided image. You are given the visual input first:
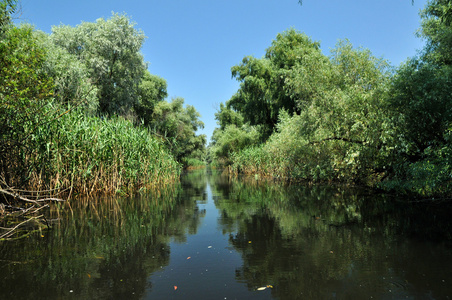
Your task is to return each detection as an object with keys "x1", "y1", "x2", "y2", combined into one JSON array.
[
  {"x1": 0, "y1": 215, "x2": 43, "y2": 239},
  {"x1": 0, "y1": 188, "x2": 39, "y2": 205}
]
